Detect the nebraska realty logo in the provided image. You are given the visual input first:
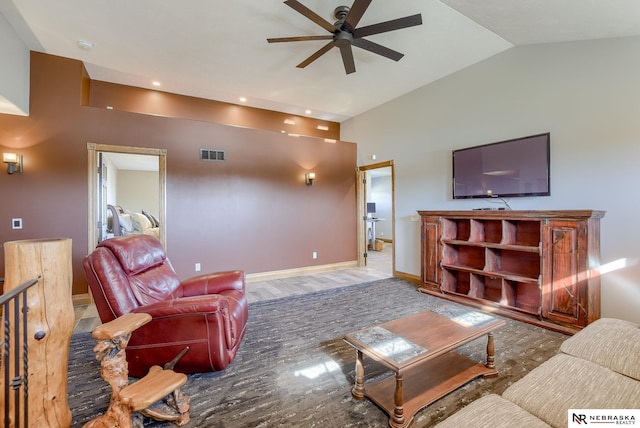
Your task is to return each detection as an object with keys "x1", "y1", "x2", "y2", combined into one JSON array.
[{"x1": 569, "y1": 409, "x2": 639, "y2": 426}]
